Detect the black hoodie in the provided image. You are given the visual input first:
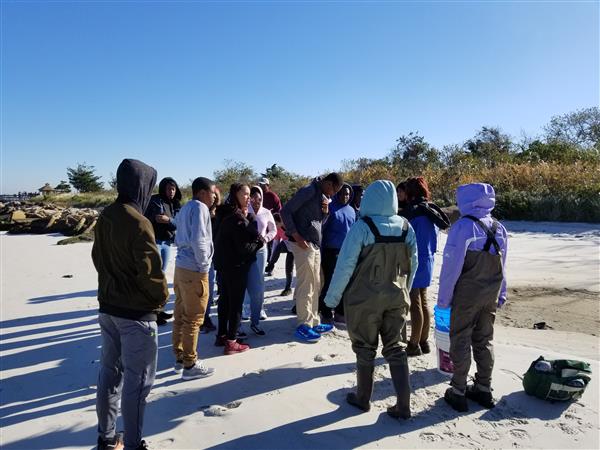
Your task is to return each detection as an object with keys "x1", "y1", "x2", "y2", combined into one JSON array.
[
  {"x1": 406, "y1": 197, "x2": 451, "y2": 230},
  {"x1": 92, "y1": 159, "x2": 168, "y2": 320},
  {"x1": 145, "y1": 177, "x2": 182, "y2": 242}
]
